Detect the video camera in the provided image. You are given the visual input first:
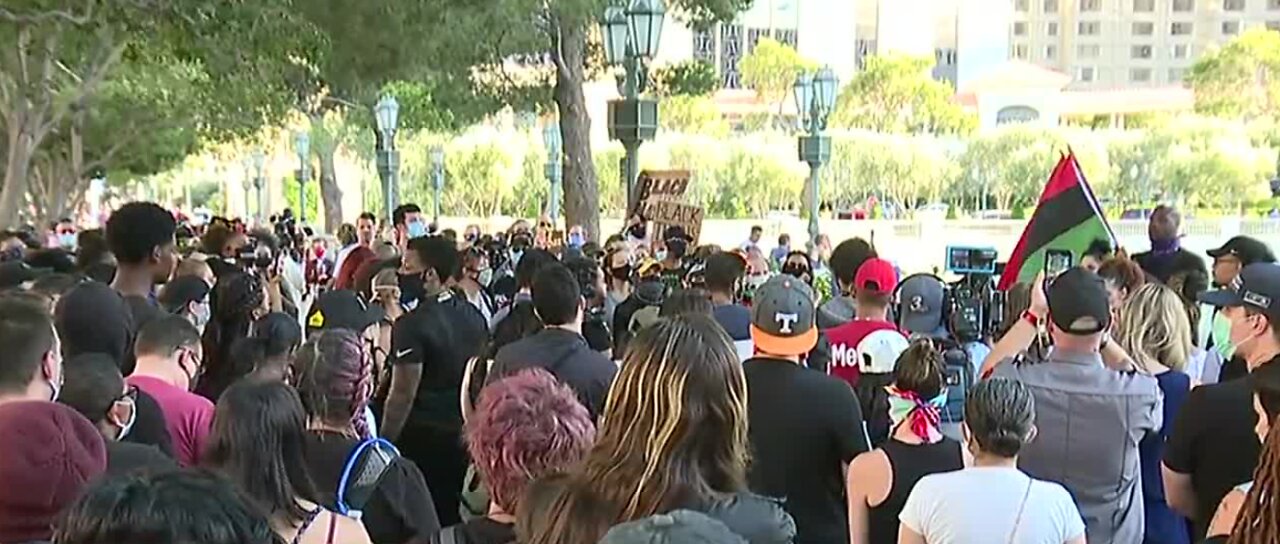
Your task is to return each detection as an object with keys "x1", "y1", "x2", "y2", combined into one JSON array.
[{"x1": 943, "y1": 246, "x2": 1005, "y2": 343}]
